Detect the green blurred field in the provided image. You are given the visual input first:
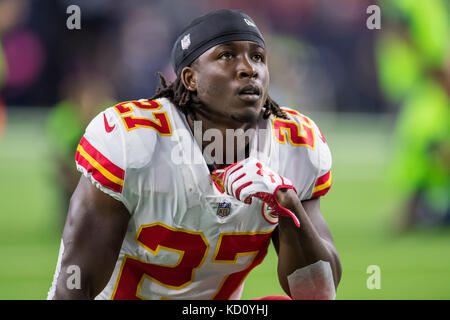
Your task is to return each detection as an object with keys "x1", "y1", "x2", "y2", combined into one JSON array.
[{"x1": 0, "y1": 108, "x2": 449, "y2": 300}]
